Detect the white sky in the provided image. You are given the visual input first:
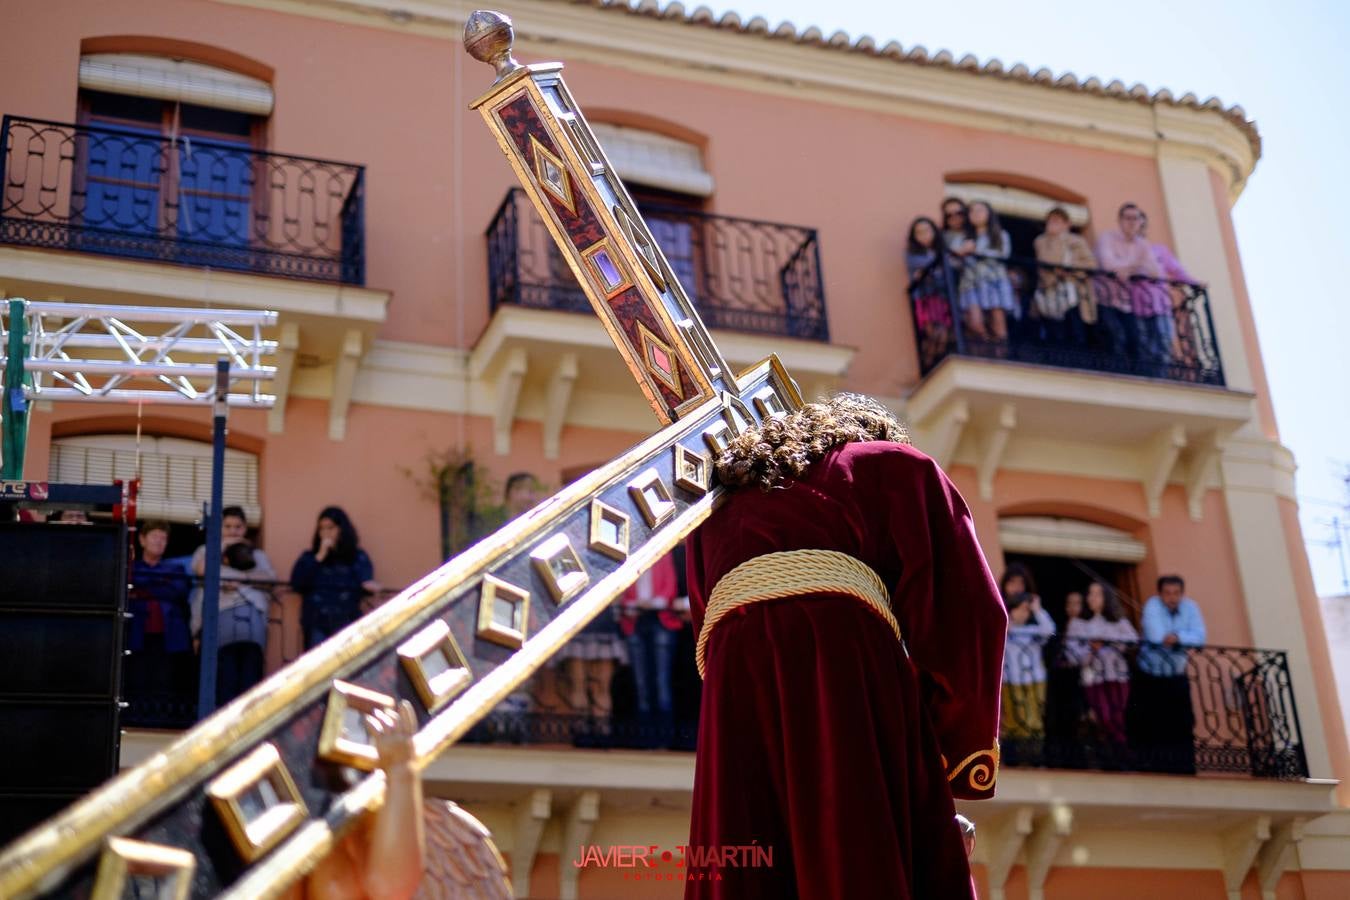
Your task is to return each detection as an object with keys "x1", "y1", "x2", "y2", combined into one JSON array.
[{"x1": 709, "y1": 0, "x2": 1350, "y2": 595}]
